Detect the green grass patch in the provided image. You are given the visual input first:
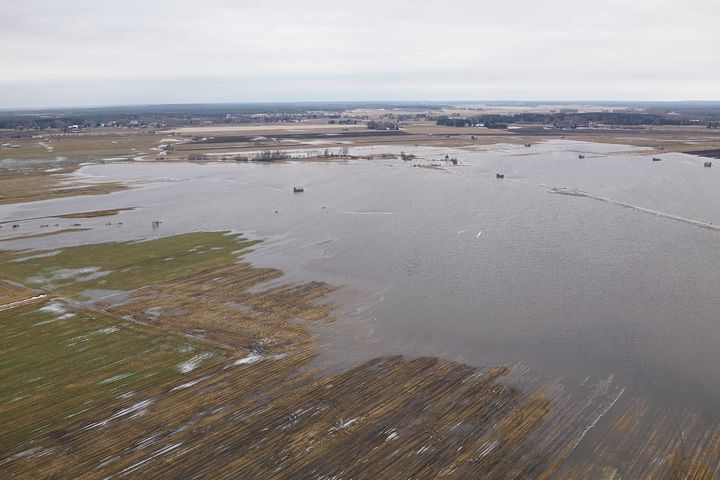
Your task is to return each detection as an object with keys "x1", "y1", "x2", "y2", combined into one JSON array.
[
  {"x1": 0, "y1": 300, "x2": 226, "y2": 451},
  {"x1": 0, "y1": 231, "x2": 259, "y2": 299}
]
